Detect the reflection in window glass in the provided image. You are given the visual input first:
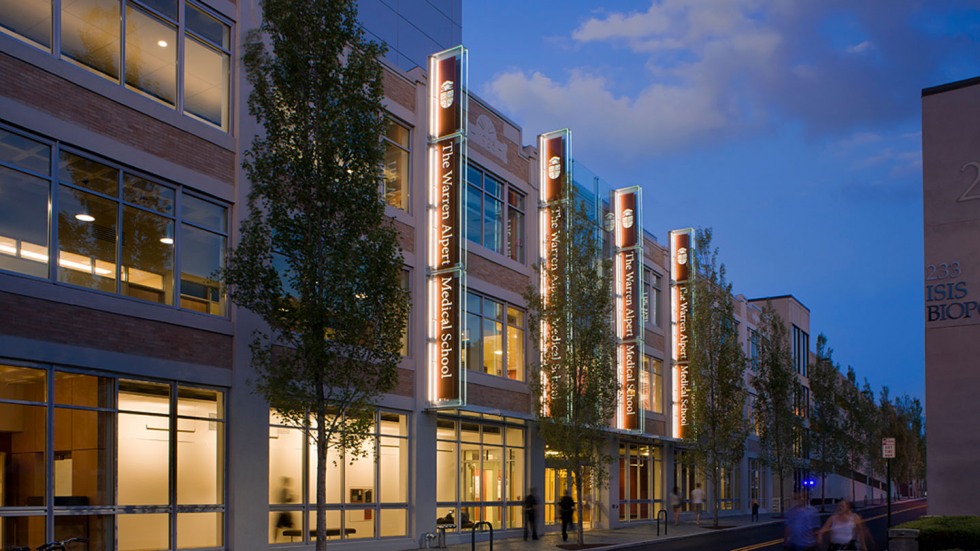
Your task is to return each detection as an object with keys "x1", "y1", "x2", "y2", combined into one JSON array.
[
  {"x1": 123, "y1": 174, "x2": 174, "y2": 215},
  {"x1": 182, "y1": 194, "x2": 226, "y2": 232},
  {"x1": 122, "y1": 206, "x2": 174, "y2": 304},
  {"x1": 118, "y1": 513, "x2": 169, "y2": 551},
  {"x1": 184, "y1": 37, "x2": 228, "y2": 128},
  {"x1": 507, "y1": 189, "x2": 525, "y2": 262},
  {"x1": 180, "y1": 223, "x2": 225, "y2": 315},
  {"x1": 186, "y1": 3, "x2": 228, "y2": 48},
  {"x1": 0, "y1": 0, "x2": 52, "y2": 48},
  {"x1": 125, "y1": 6, "x2": 177, "y2": 105},
  {"x1": 59, "y1": 151, "x2": 118, "y2": 197},
  {"x1": 57, "y1": 186, "x2": 118, "y2": 292},
  {"x1": 140, "y1": 0, "x2": 178, "y2": 21},
  {"x1": 0, "y1": 166, "x2": 50, "y2": 278},
  {"x1": 0, "y1": 128, "x2": 50, "y2": 175},
  {"x1": 61, "y1": 0, "x2": 121, "y2": 79}
]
